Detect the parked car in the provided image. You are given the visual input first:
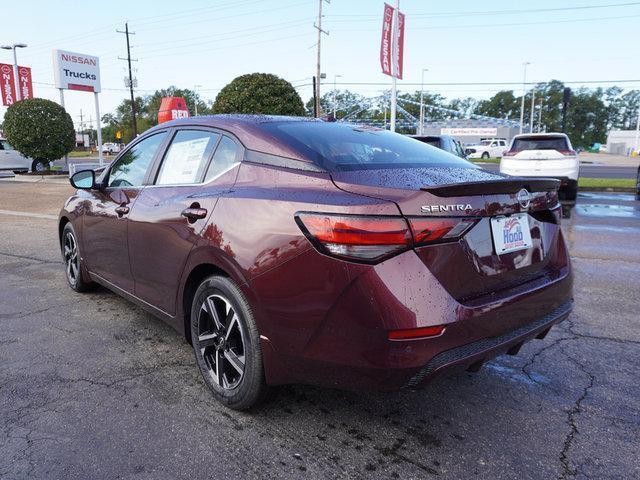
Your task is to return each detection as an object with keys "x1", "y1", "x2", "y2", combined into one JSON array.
[
  {"x1": 59, "y1": 115, "x2": 573, "y2": 410},
  {"x1": 636, "y1": 164, "x2": 640, "y2": 200},
  {"x1": 410, "y1": 135, "x2": 467, "y2": 159},
  {"x1": 465, "y1": 138, "x2": 508, "y2": 159},
  {"x1": 99, "y1": 142, "x2": 122, "y2": 155},
  {"x1": 0, "y1": 137, "x2": 36, "y2": 172},
  {"x1": 500, "y1": 133, "x2": 579, "y2": 200}
]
